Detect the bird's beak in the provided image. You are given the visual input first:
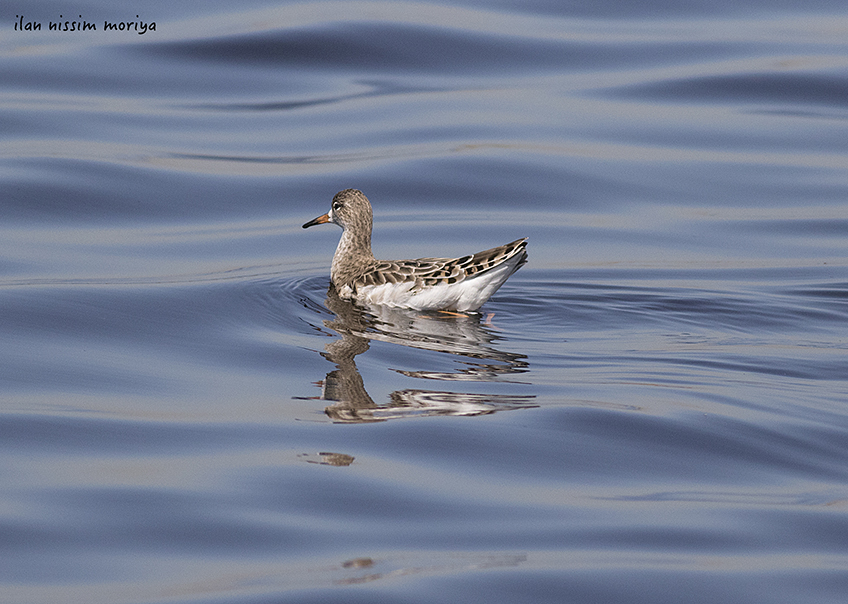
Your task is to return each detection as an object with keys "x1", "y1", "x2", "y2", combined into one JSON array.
[{"x1": 302, "y1": 213, "x2": 331, "y2": 229}]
